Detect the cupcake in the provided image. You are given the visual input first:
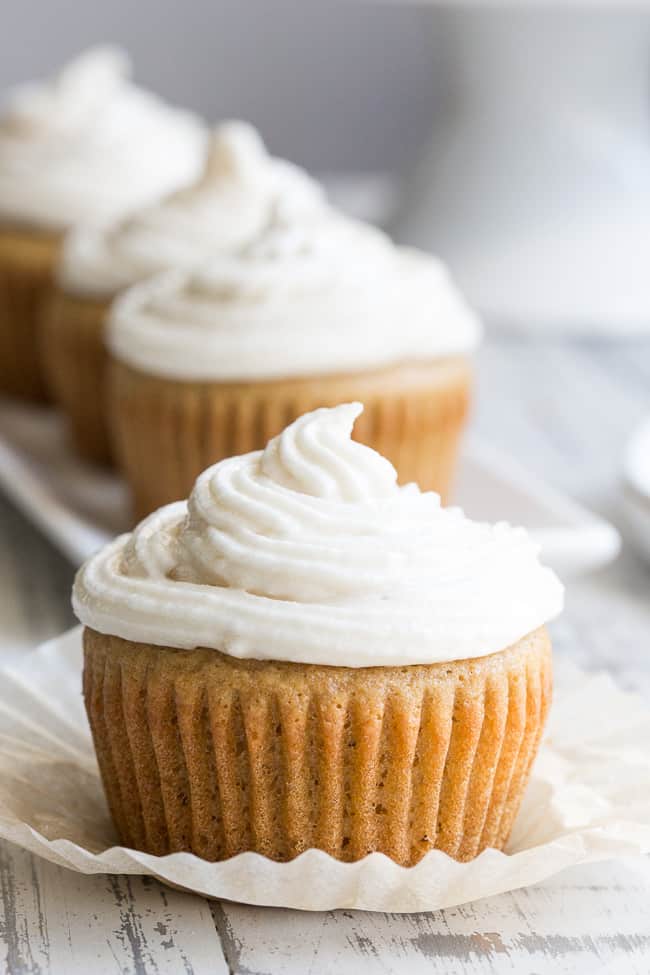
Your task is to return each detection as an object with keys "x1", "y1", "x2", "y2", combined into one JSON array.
[
  {"x1": 73, "y1": 403, "x2": 562, "y2": 865},
  {"x1": 107, "y1": 209, "x2": 481, "y2": 519},
  {"x1": 0, "y1": 47, "x2": 205, "y2": 401},
  {"x1": 42, "y1": 122, "x2": 324, "y2": 463}
]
